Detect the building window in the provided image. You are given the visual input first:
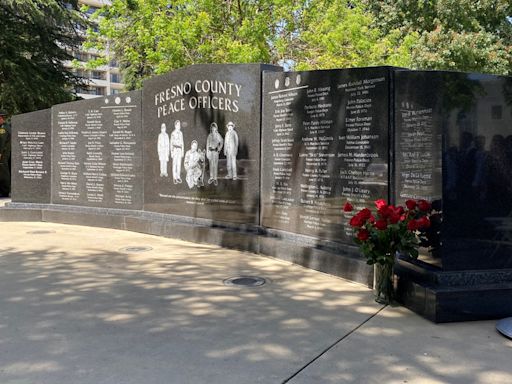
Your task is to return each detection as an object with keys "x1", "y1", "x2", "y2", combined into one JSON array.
[
  {"x1": 110, "y1": 73, "x2": 121, "y2": 83},
  {"x1": 111, "y1": 89, "x2": 121, "y2": 95},
  {"x1": 75, "y1": 69, "x2": 87, "y2": 77},
  {"x1": 492, "y1": 105, "x2": 503, "y2": 120},
  {"x1": 73, "y1": 51, "x2": 87, "y2": 61},
  {"x1": 91, "y1": 71, "x2": 105, "y2": 80},
  {"x1": 94, "y1": 87, "x2": 106, "y2": 96},
  {"x1": 109, "y1": 60, "x2": 119, "y2": 68},
  {"x1": 76, "y1": 87, "x2": 94, "y2": 95}
]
